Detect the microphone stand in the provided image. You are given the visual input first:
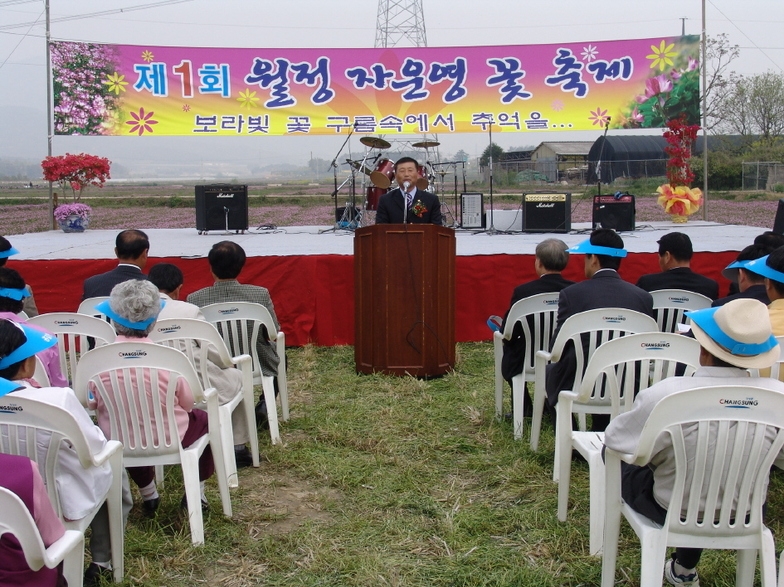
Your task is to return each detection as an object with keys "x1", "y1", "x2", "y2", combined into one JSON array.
[
  {"x1": 403, "y1": 183, "x2": 409, "y2": 224},
  {"x1": 596, "y1": 117, "x2": 611, "y2": 197},
  {"x1": 329, "y1": 124, "x2": 356, "y2": 221}
]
